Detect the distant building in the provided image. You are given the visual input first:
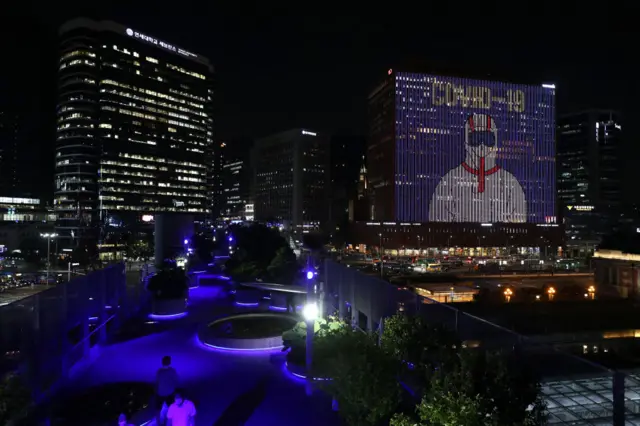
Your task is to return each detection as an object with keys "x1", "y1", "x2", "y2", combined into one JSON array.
[
  {"x1": 221, "y1": 141, "x2": 253, "y2": 222},
  {"x1": 557, "y1": 110, "x2": 623, "y2": 257},
  {"x1": 55, "y1": 18, "x2": 214, "y2": 250},
  {"x1": 354, "y1": 70, "x2": 560, "y2": 257},
  {"x1": 251, "y1": 129, "x2": 329, "y2": 237},
  {"x1": 328, "y1": 134, "x2": 365, "y2": 243},
  {"x1": 0, "y1": 111, "x2": 46, "y2": 199},
  {"x1": 207, "y1": 142, "x2": 225, "y2": 221}
]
